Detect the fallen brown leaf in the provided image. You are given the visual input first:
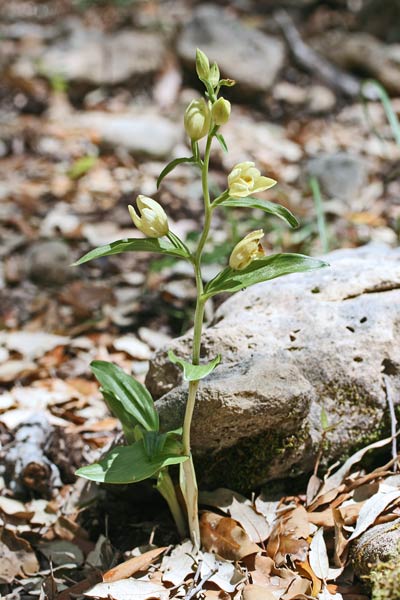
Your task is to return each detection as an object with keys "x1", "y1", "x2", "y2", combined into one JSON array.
[
  {"x1": 104, "y1": 547, "x2": 167, "y2": 582},
  {"x1": 200, "y1": 512, "x2": 260, "y2": 561}
]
